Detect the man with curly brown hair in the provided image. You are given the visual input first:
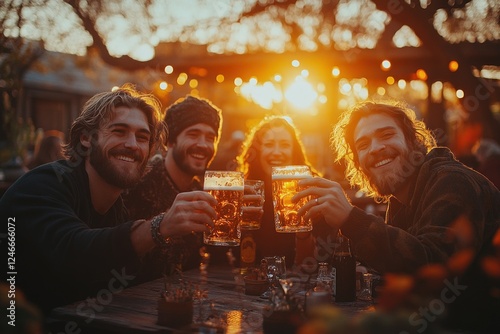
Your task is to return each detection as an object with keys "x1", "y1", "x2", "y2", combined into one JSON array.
[{"x1": 294, "y1": 101, "x2": 499, "y2": 332}]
